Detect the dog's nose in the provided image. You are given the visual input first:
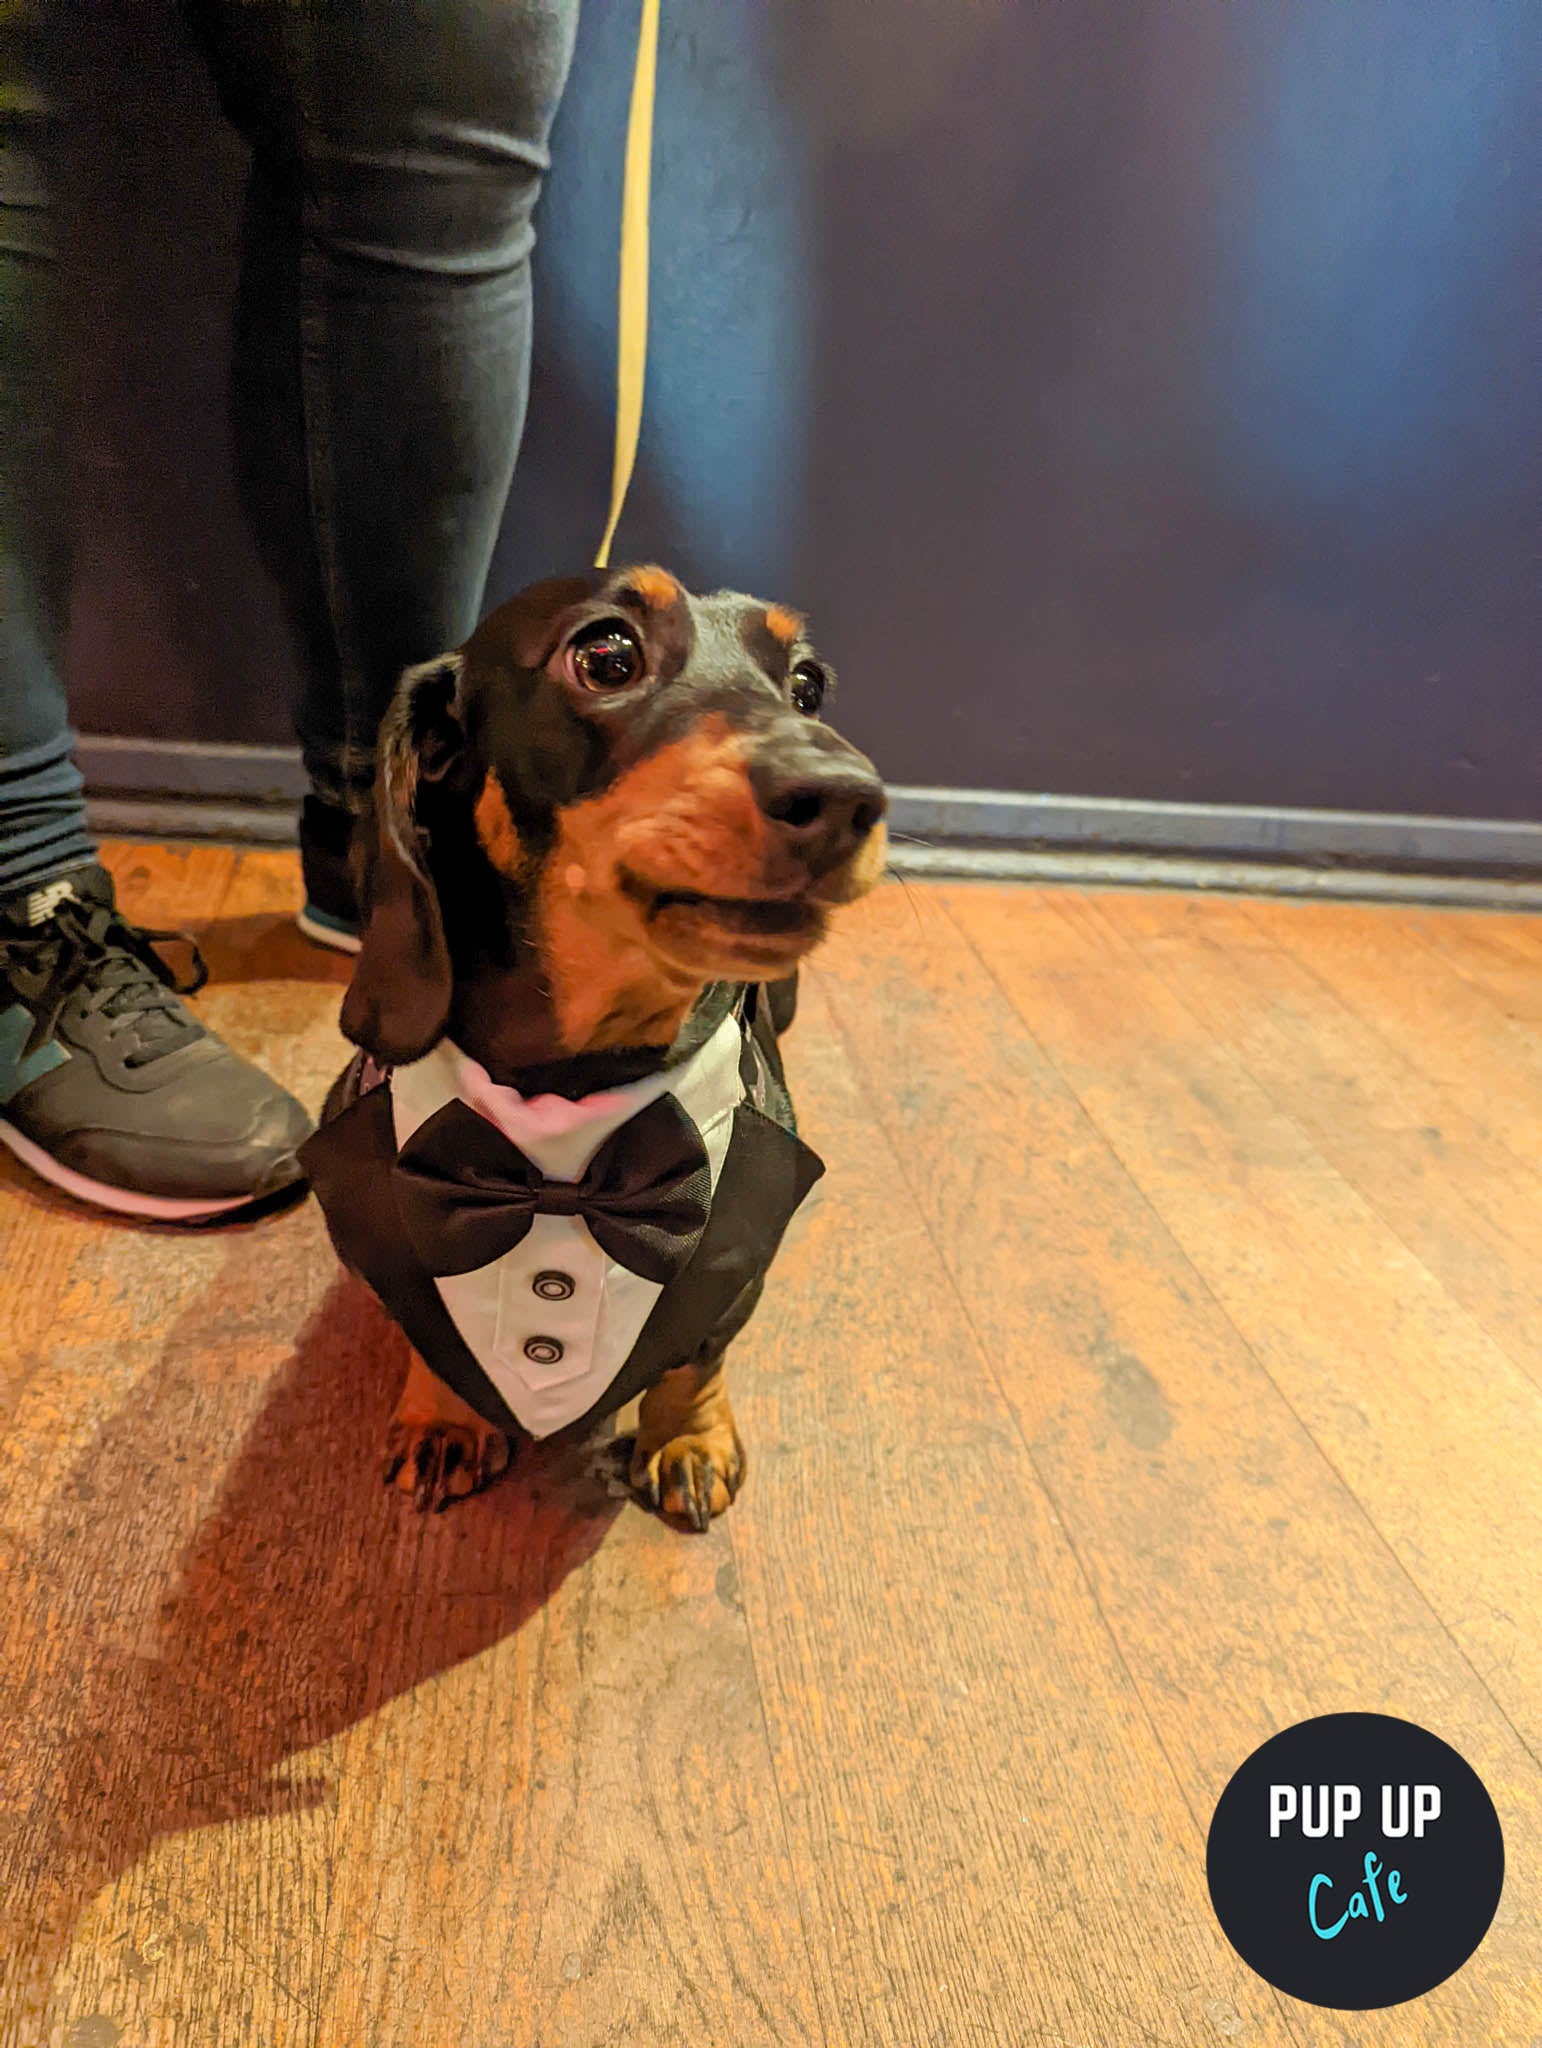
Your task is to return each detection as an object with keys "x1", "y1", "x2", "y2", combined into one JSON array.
[{"x1": 750, "y1": 754, "x2": 887, "y2": 873}]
